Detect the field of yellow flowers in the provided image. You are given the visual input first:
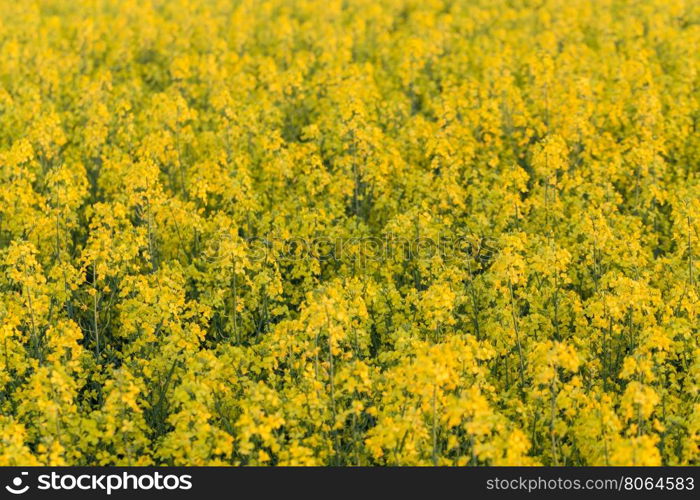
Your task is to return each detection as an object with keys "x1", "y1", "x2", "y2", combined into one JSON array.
[{"x1": 0, "y1": 0, "x2": 698, "y2": 467}]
